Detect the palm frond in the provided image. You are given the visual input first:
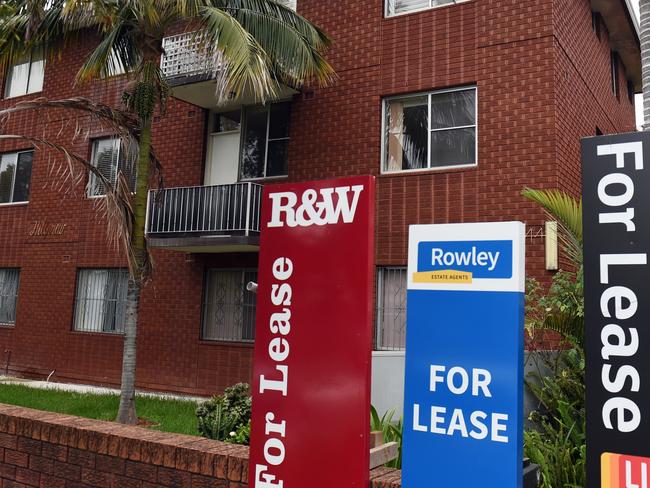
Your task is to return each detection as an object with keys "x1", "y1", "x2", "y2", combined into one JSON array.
[
  {"x1": 201, "y1": 5, "x2": 276, "y2": 102},
  {"x1": 522, "y1": 188, "x2": 583, "y2": 266},
  {"x1": 220, "y1": 1, "x2": 335, "y2": 89}
]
